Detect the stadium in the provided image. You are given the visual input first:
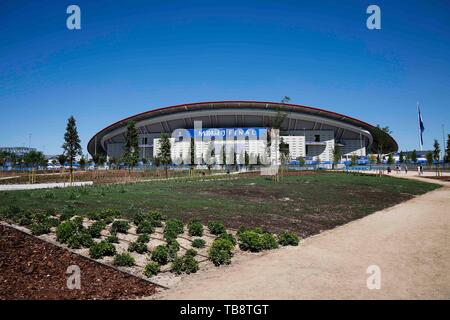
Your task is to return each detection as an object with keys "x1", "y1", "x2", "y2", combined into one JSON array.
[{"x1": 87, "y1": 101, "x2": 398, "y2": 164}]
